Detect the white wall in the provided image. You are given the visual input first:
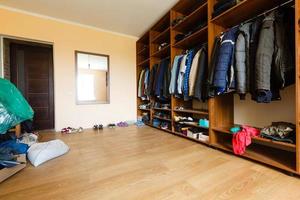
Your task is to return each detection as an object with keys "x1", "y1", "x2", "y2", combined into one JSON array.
[{"x1": 234, "y1": 85, "x2": 295, "y2": 127}]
